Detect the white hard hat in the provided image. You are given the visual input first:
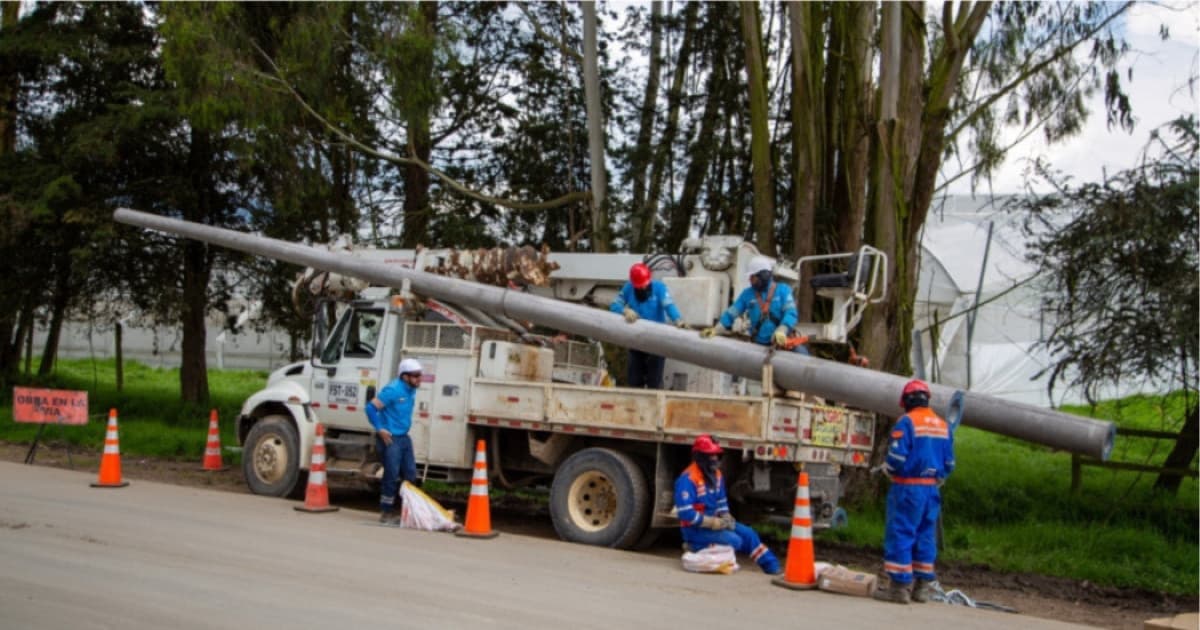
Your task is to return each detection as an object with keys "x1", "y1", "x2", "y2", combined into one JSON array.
[
  {"x1": 398, "y1": 358, "x2": 423, "y2": 375},
  {"x1": 747, "y1": 256, "x2": 774, "y2": 277}
]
